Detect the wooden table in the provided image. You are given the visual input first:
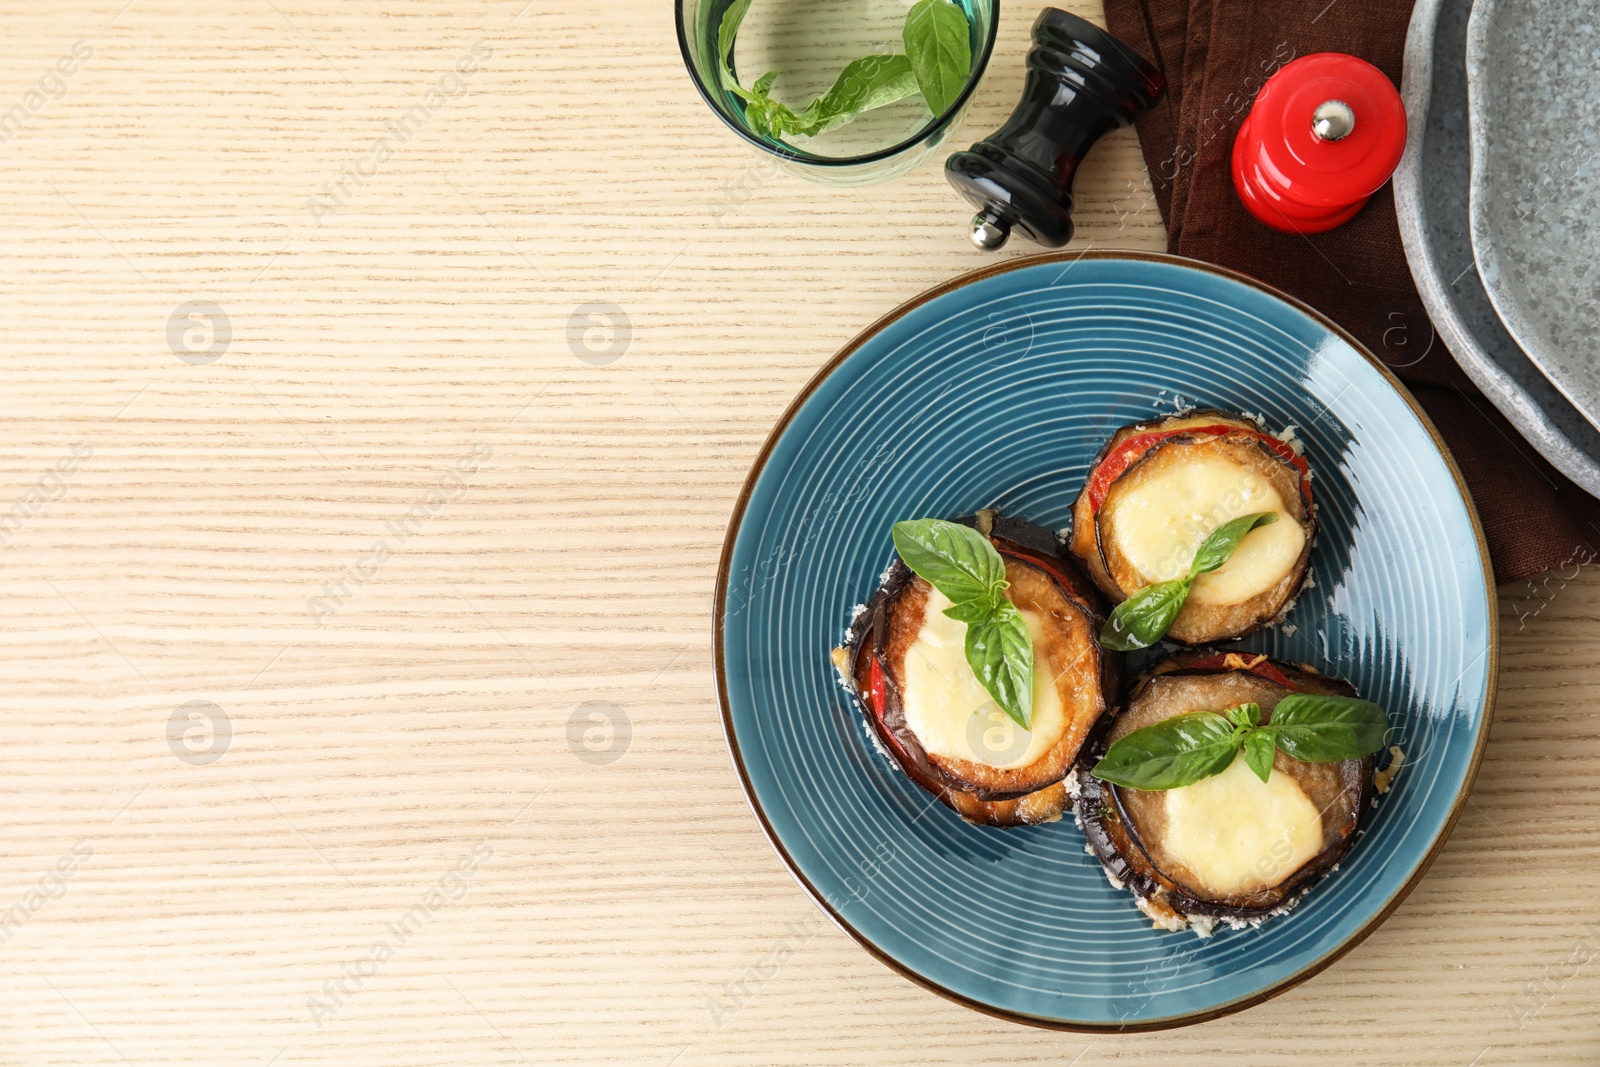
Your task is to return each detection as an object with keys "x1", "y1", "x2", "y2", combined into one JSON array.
[{"x1": 0, "y1": 1, "x2": 1594, "y2": 1063}]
